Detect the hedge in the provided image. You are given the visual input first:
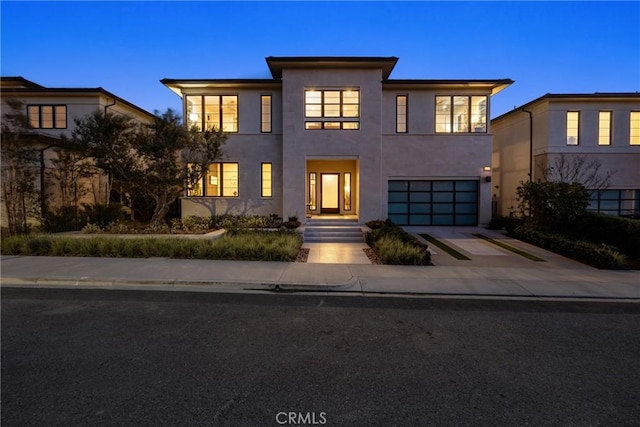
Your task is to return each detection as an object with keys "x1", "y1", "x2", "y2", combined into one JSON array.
[
  {"x1": 511, "y1": 225, "x2": 629, "y2": 270},
  {"x1": 366, "y1": 219, "x2": 431, "y2": 265}
]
